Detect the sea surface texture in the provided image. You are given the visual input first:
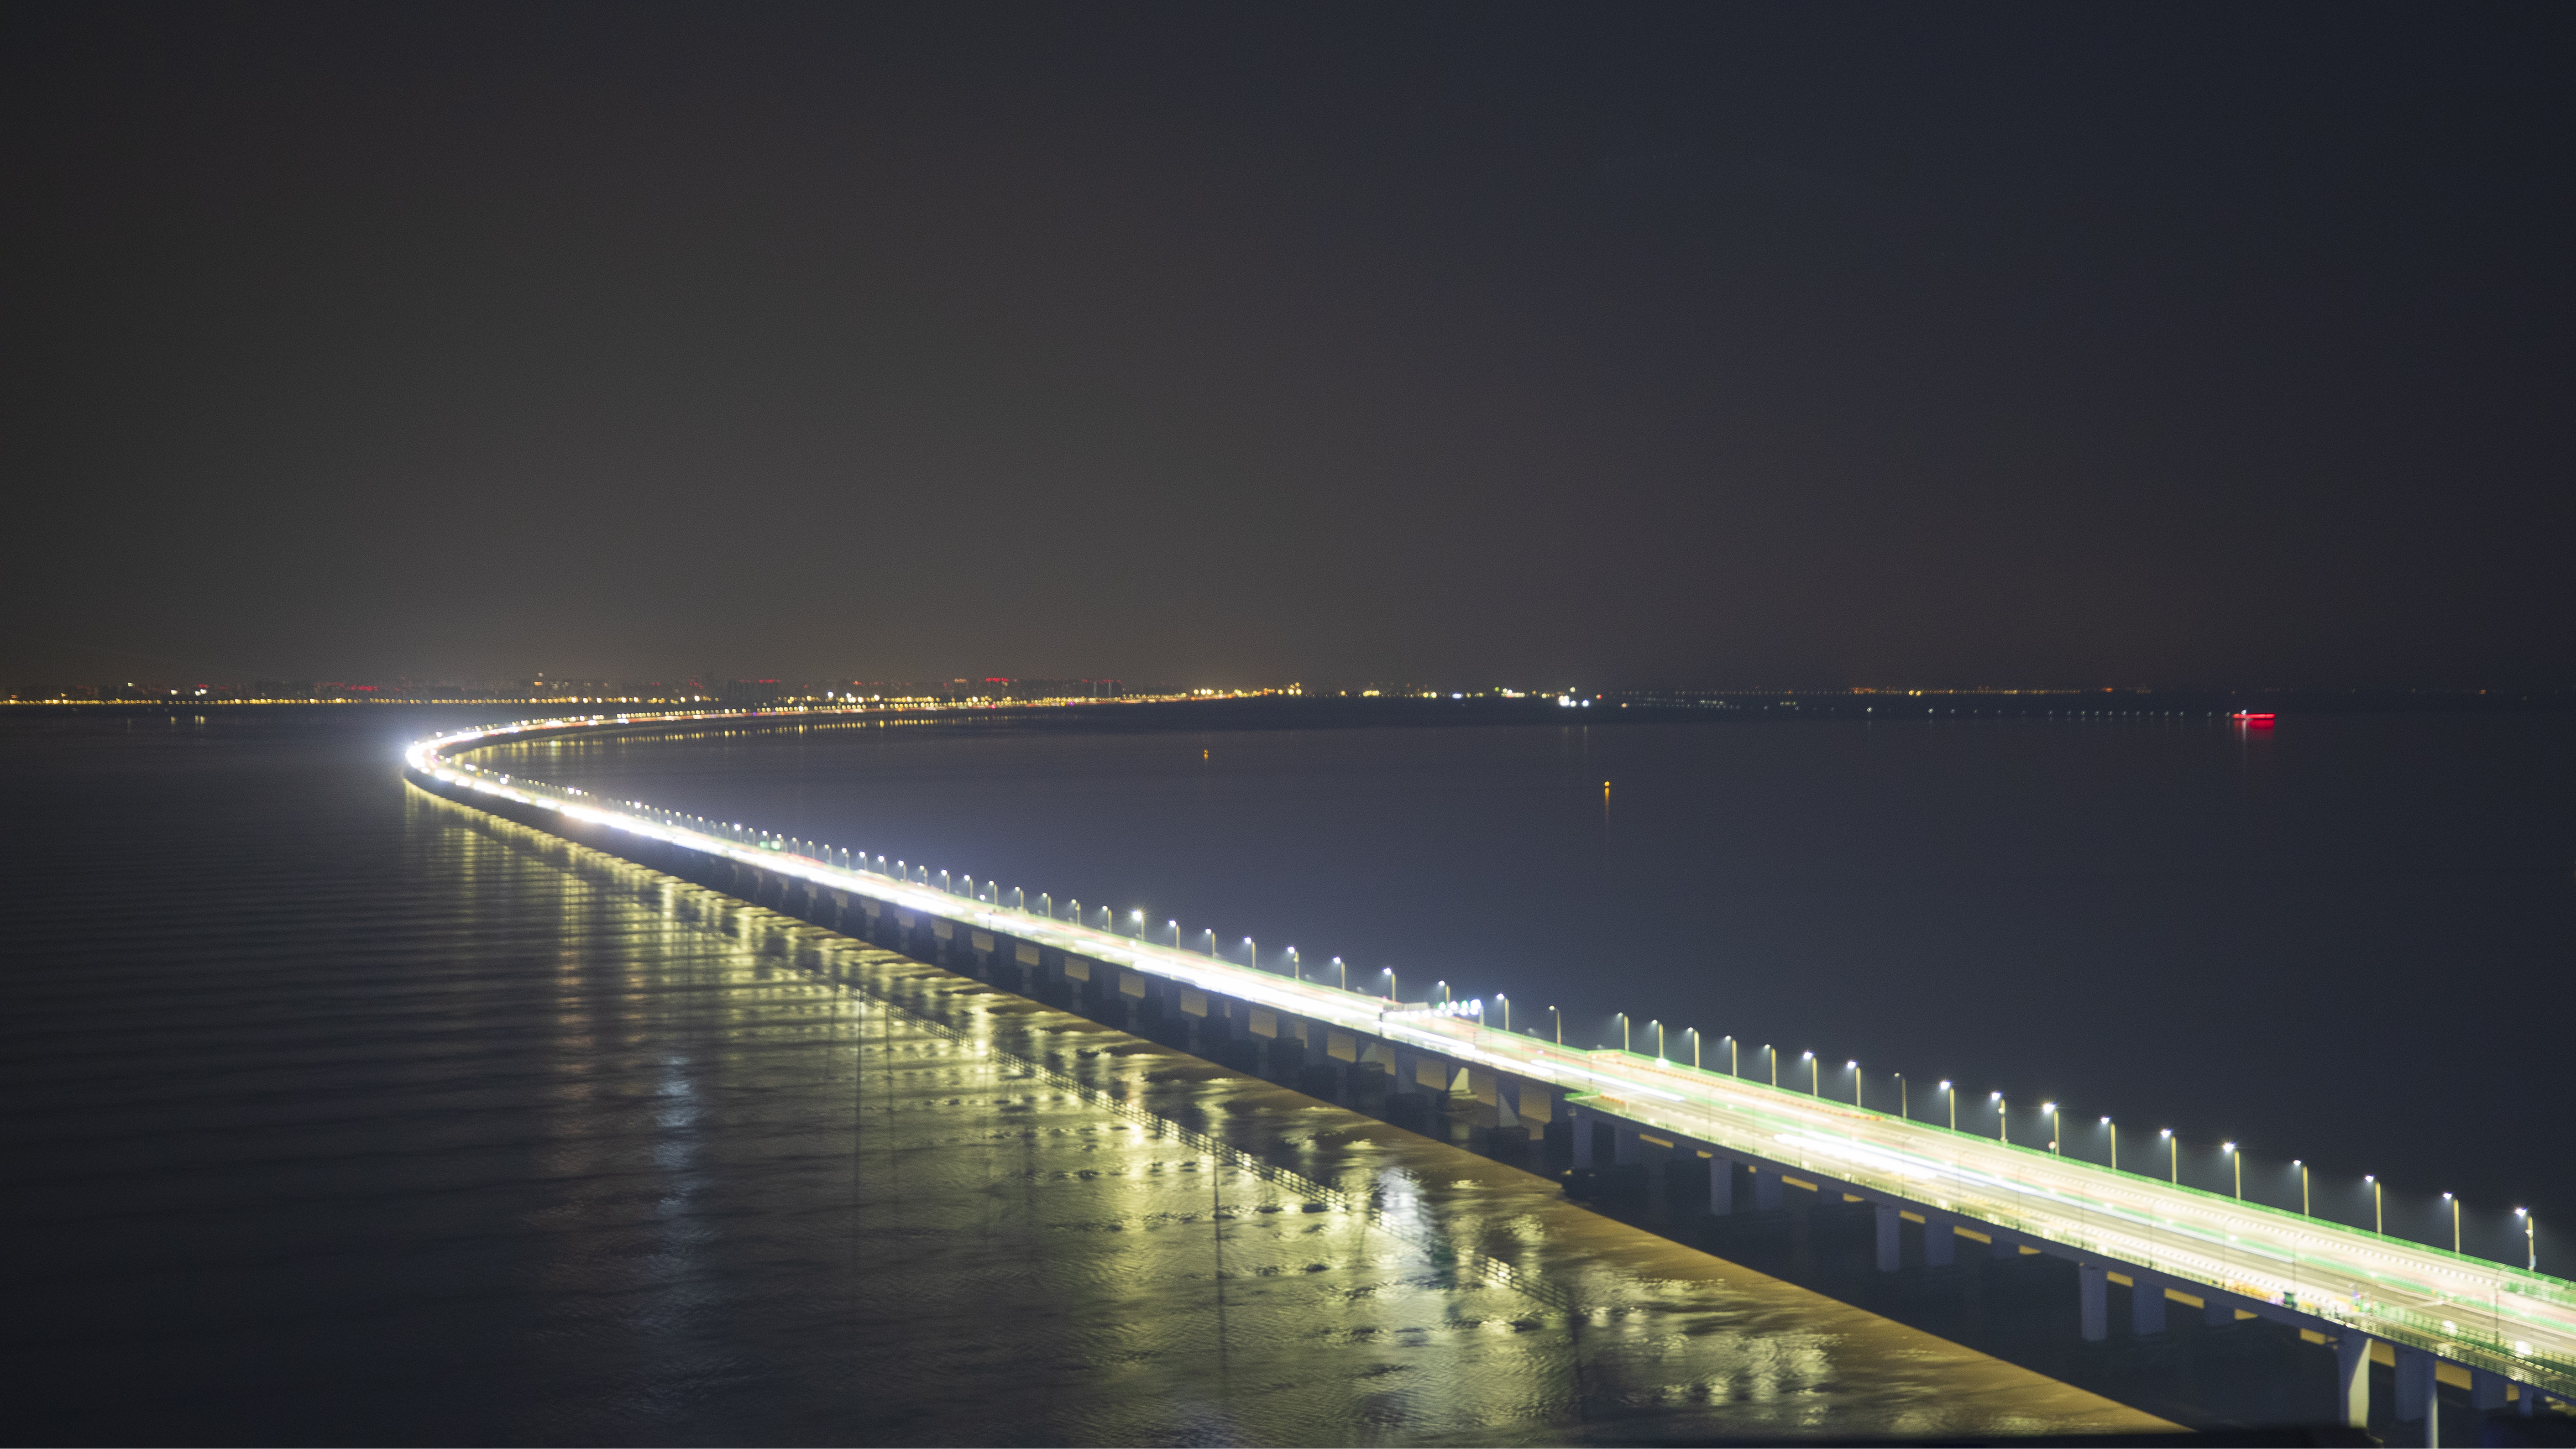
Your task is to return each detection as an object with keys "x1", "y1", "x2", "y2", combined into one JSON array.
[{"x1": 3, "y1": 710, "x2": 2164, "y2": 1444}]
